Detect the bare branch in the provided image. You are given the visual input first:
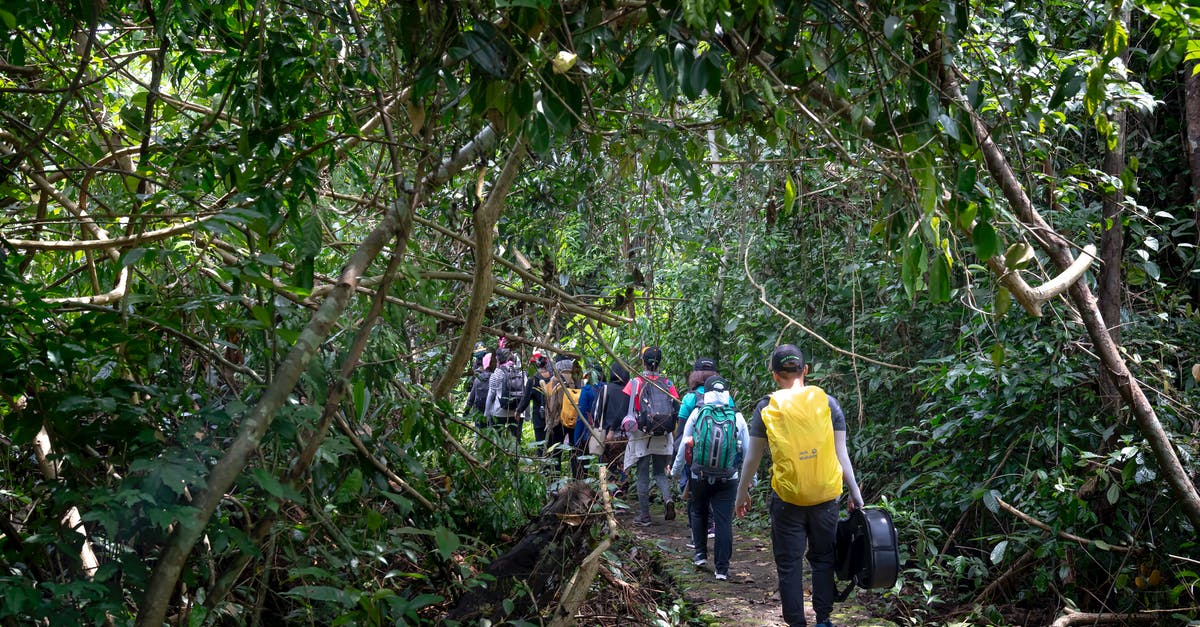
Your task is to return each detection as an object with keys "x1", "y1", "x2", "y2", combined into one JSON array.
[
  {"x1": 995, "y1": 496, "x2": 1130, "y2": 552},
  {"x1": 743, "y1": 235, "x2": 904, "y2": 370}
]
